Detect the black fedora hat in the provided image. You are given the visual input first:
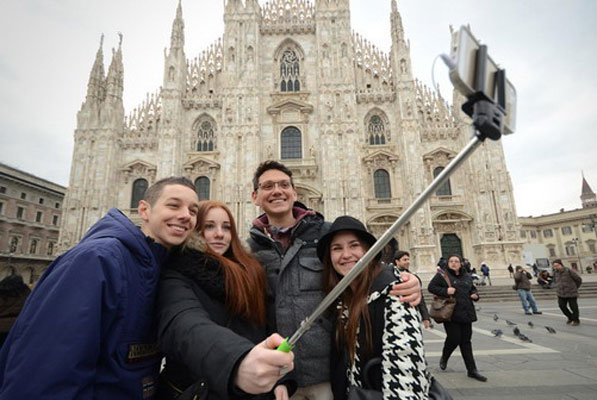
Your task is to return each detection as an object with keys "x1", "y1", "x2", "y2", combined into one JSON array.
[{"x1": 317, "y1": 216, "x2": 377, "y2": 261}]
